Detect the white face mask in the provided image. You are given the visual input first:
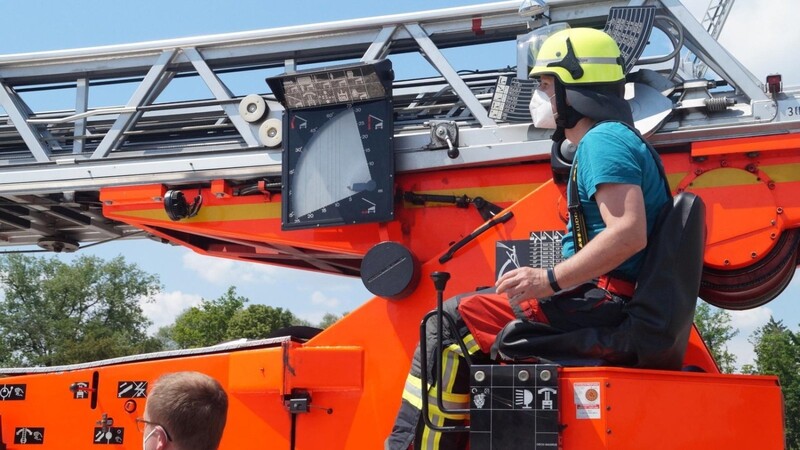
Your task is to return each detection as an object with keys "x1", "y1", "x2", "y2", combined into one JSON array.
[
  {"x1": 529, "y1": 89, "x2": 557, "y2": 129},
  {"x1": 143, "y1": 428, "x2": 157, "y2": 450}
]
